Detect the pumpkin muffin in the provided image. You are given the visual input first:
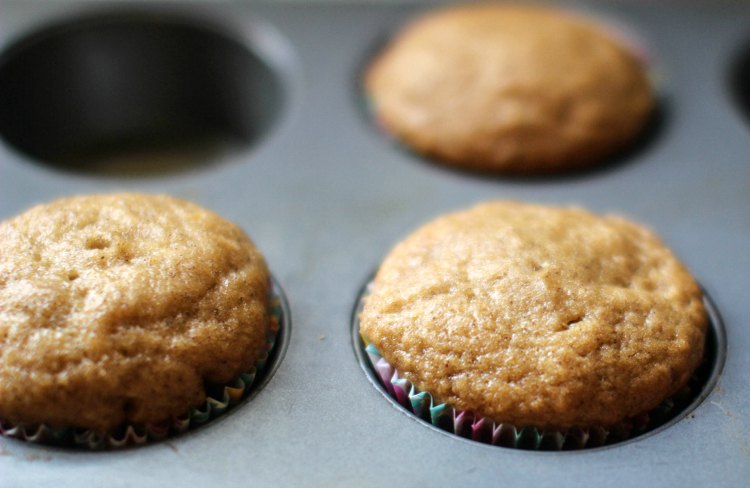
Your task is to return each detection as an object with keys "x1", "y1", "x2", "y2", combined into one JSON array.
[
  {"x1": 0, "y1": 193, "x2": 270, "y2": 433},
  {"x1": 360, "y1": 201, "x2": 707, "y2": 430},
  {"x1": 365, "y1": 4, "x2": 654, "y2": 173}
]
